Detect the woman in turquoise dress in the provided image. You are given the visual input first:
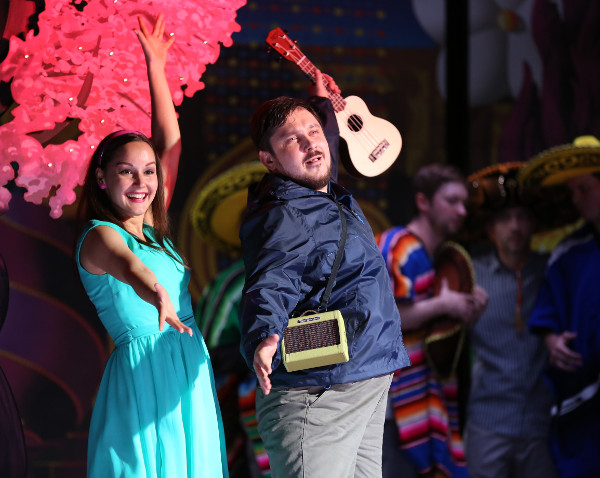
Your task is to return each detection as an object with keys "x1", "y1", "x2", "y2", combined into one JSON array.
[{"x1": 75, "y1": 14, "x2": 228, "y2": 477}]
